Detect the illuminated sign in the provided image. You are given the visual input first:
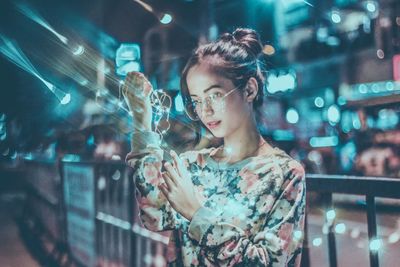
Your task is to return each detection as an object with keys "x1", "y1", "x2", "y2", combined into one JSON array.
[
  {"x1": 63, "y1": 164, "x2": 96, "y2": 267},
  {"x1": 393, "y1": 54, "x2": 400, "y2": 81}
]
